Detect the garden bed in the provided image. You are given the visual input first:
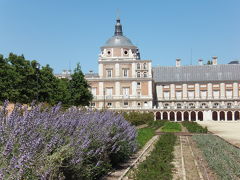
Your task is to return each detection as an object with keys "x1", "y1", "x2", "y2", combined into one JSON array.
[
  {"x1": 161, "y1": 122, "x2": 182, "y2": 132},
  {"x1": 182, "y1": 121, "x2": 208, "y2": 133},
  {"x1": 192, "y1": 134, "x2": 240, "y2": 180},
  {"x1": 131, "y1": 133, "x2": 177, "y2": 180}
]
